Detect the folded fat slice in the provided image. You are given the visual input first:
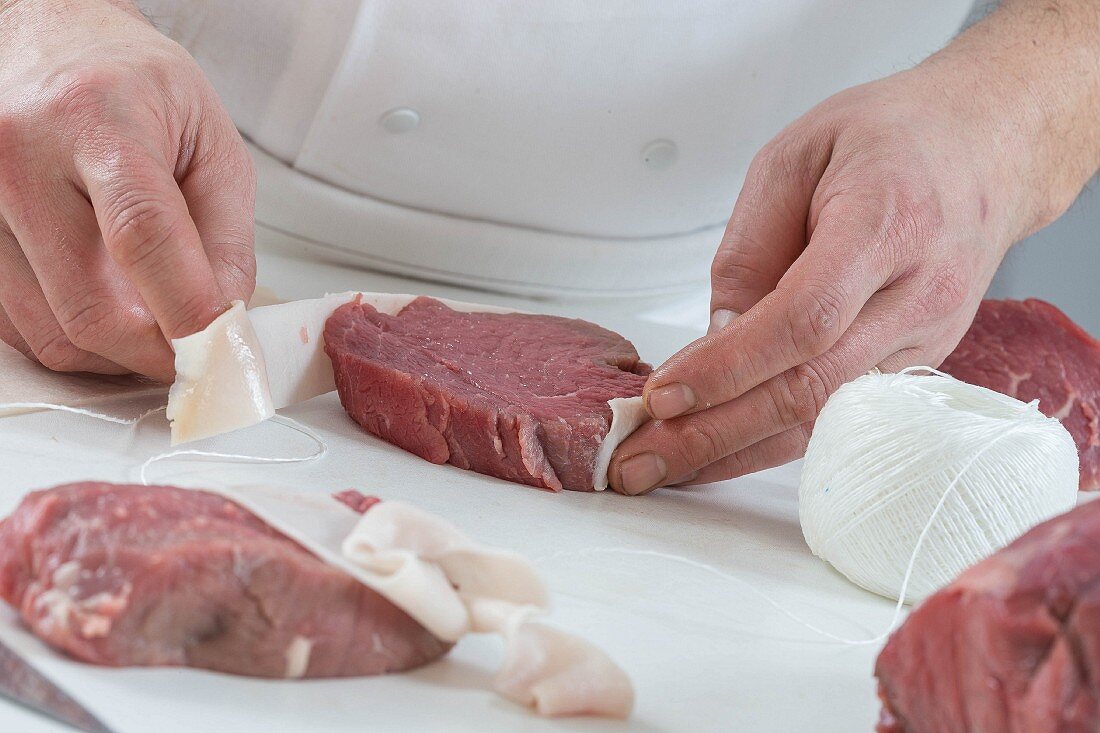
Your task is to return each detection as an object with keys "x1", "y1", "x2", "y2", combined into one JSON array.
[{"x1": 167, "y1": 301, "x2": 274, "y2": 443}]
